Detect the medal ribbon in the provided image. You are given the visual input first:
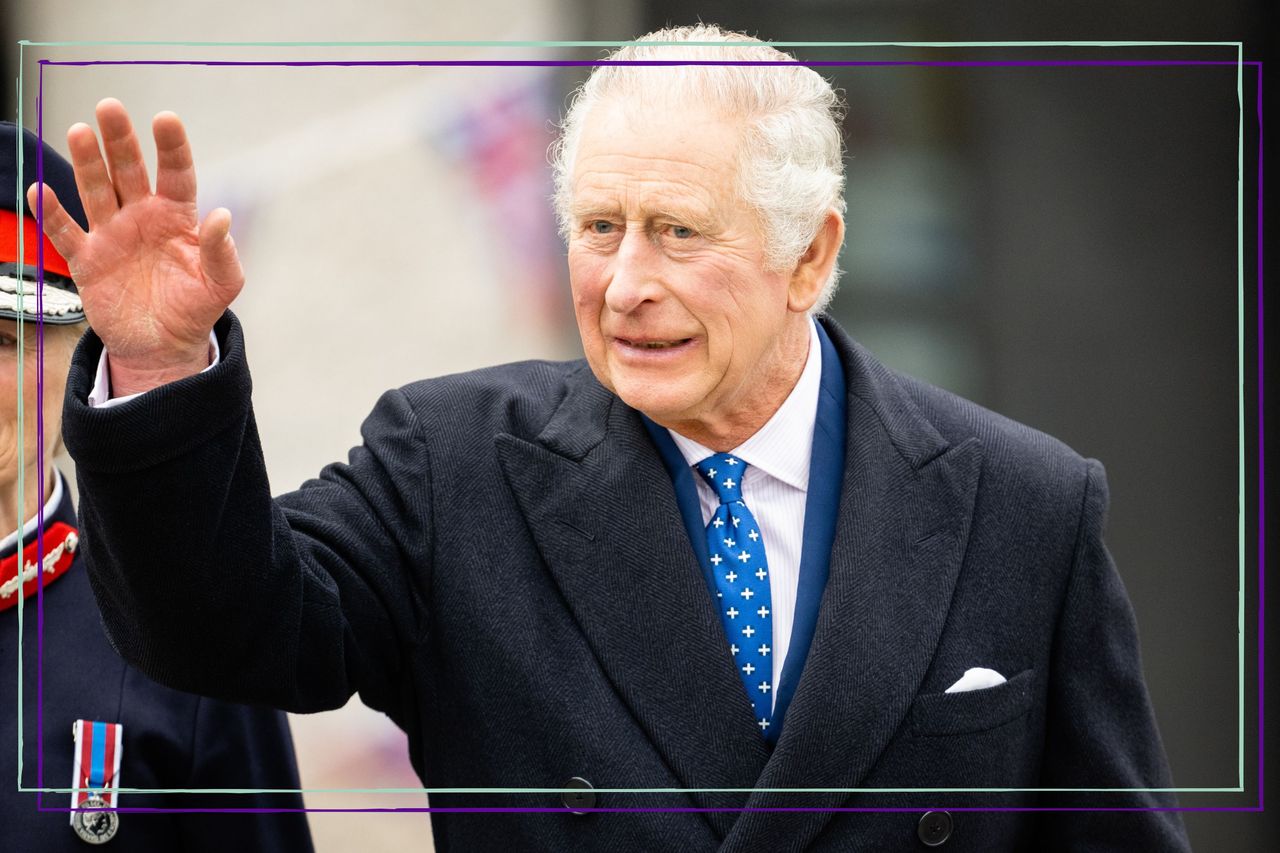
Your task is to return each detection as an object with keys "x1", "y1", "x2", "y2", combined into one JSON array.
[{"x1": 69, "y1": 719, "x2": 123, "y2": 822}]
